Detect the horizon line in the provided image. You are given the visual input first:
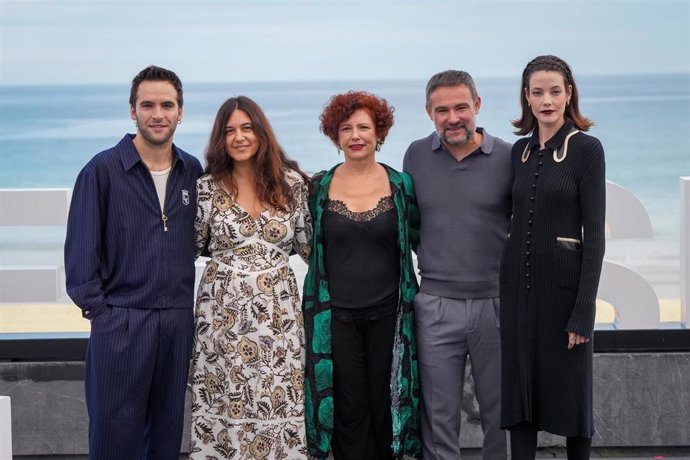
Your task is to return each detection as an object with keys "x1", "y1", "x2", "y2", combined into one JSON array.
[{"x1": 1, "y1": 71, "x2": 689, "y2": 88}]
